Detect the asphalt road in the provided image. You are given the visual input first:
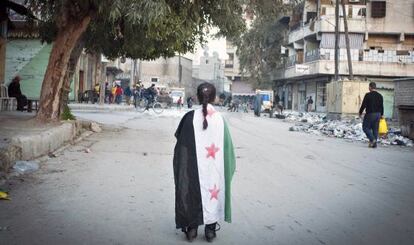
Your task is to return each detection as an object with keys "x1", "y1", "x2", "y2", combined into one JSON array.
[{"x1": 1, "y1": 109, "x2": 414, "y2": 245}]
